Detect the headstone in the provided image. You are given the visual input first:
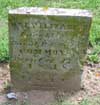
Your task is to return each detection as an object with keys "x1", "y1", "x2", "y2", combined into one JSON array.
[{"x1": 8, "y1": 7, "x2": 92, "y2": 91}]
